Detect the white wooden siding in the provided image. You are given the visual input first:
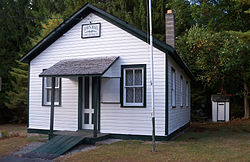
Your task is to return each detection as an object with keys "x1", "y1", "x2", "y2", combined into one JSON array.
[
  {"x1": 168, "y1": 56, "x2": 191, "y2": 135},
  {"x1": 29, "y1": 13, "x2": 166, "y2": 136},
  {"x1": 29, "y1": 75, "x2": 78, "y2": 131}
]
